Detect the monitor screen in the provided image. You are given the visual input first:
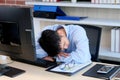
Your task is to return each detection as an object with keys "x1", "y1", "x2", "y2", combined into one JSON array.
[
  {"x1": 0, "y1": 5, "x2": 36, "y2": 62},
  {"x1": 0, "y1": 21, "x2": 21, "y2": 46}
]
